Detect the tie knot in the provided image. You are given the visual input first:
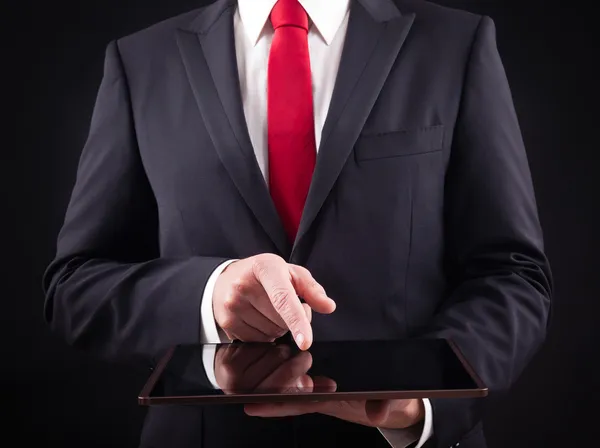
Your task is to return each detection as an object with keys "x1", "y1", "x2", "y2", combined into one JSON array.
[{"x1": 270, "y1": 0, "x2": 308, "y2": 31}]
